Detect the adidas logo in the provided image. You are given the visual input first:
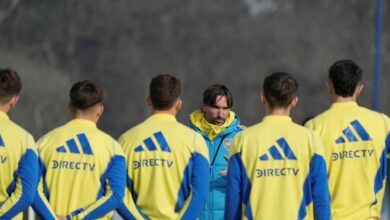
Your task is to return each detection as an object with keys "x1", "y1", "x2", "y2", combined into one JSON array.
[
  {"x1": 0, "y1": 134, "x2": 4, "y2": 147},
  {"x1": 56, "y1": 133, "x2": 93, "y2": 155},
  {"x1": 335, "y1": 120, "x2": 372, "y2": 144},
  {"x1": 259, "y1": 138, "x2": 297, "y2": 161},
  {"x1": 134, "y1": 131, "x2": 171, "y2": 153}
]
